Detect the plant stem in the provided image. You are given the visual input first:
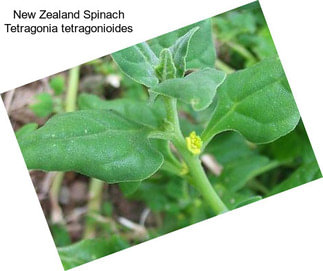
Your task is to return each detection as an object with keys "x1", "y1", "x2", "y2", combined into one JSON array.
[
  {"x1": 227, "y1": 41, "x2": 257, "y2": 64},
  {"x1": 174, "y1": 139, "x2": 228, "y2": 214},
  {"x1": 215, "y1": 59, "x2": 235, "y2": 74},
  {"x1": 163, "y1": 96, "x2": 228, "y2": 214},
  {"x1": 83, "y1": 178, "x2": 105, "y2": 239},
  {"x1": 49, "y1": 172, "x2": 64, "y2": 223},
  {"x1": 49, "y1": 66, "x2": 80, "y2": 224},
  {"x1": 65, "y1": 66, "x2": 80, "y2": 112}
]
